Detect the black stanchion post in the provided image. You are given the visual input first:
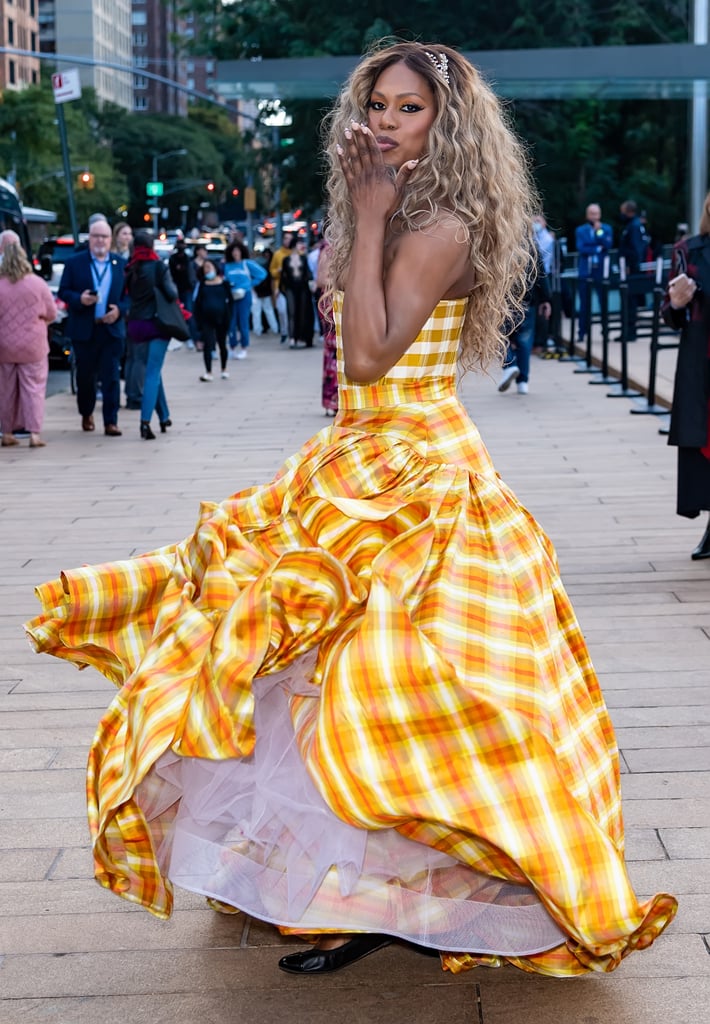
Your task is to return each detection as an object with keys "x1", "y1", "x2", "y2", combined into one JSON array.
[
  {"x1": 631, "y1": 256, "x2": 674, "y2": 417},
  {"x1": 607, "y1": 255, "x2": 642, "y2": 399},
  {"x1": 574, "y1": 273, "x2": 601, "y2": 374},
  {"x1": 589, "y1": 256, "x2": 617, "y2": 385},
  {"x1": 561, "y1": 272, "x2": 586, "y2": 364},
  {"x1": 559, "y1": 275, "x2": 579, "y2": 361}
]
